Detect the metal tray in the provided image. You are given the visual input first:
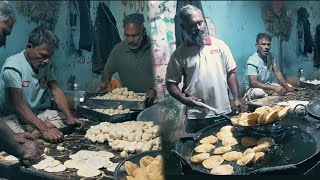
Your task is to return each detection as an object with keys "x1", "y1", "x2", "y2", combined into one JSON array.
[
  {"x1": 84, "y1": 93, "x2": 147, "y2": 111},
  {"x1": 300, "y1": 81, "x2": 320, "y2": 90},
  {"x1": 76, "y1": 106, "x2": 140, "y2": 123}
]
